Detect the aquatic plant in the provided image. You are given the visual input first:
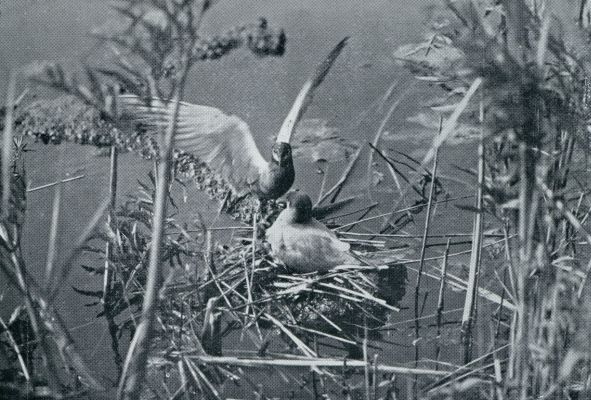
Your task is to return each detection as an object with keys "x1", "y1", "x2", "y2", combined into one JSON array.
[{"x1": 392, "y1": 0, "x2": 591, "y2": 398}]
